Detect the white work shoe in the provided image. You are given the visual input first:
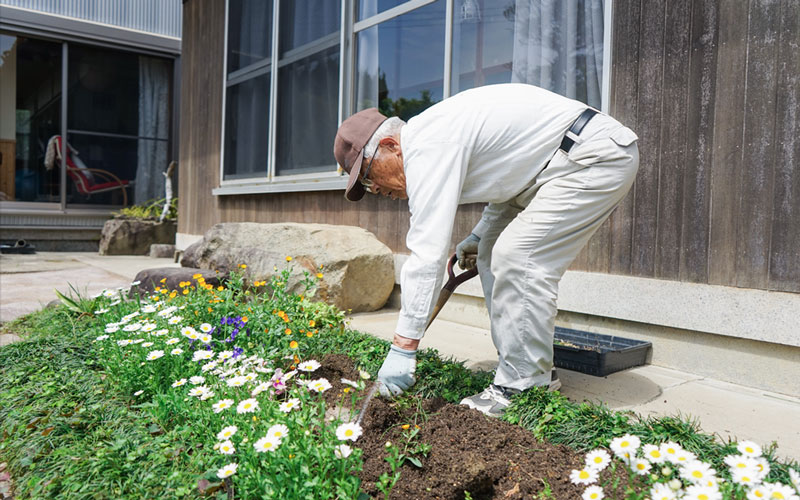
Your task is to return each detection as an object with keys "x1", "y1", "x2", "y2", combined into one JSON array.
[{"x1": 460, "y1": 370, "x2": 561, "y2": 418}]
